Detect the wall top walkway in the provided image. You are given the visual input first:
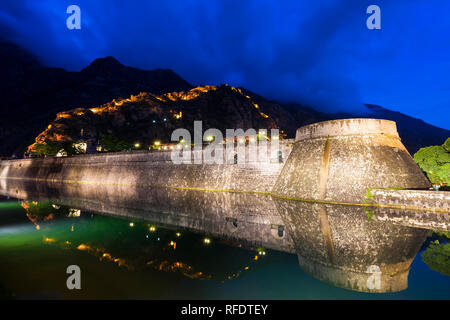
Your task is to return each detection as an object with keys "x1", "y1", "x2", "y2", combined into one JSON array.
[{"x1": 371, "y1": 188, "x2": 450, "y2": 214}]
